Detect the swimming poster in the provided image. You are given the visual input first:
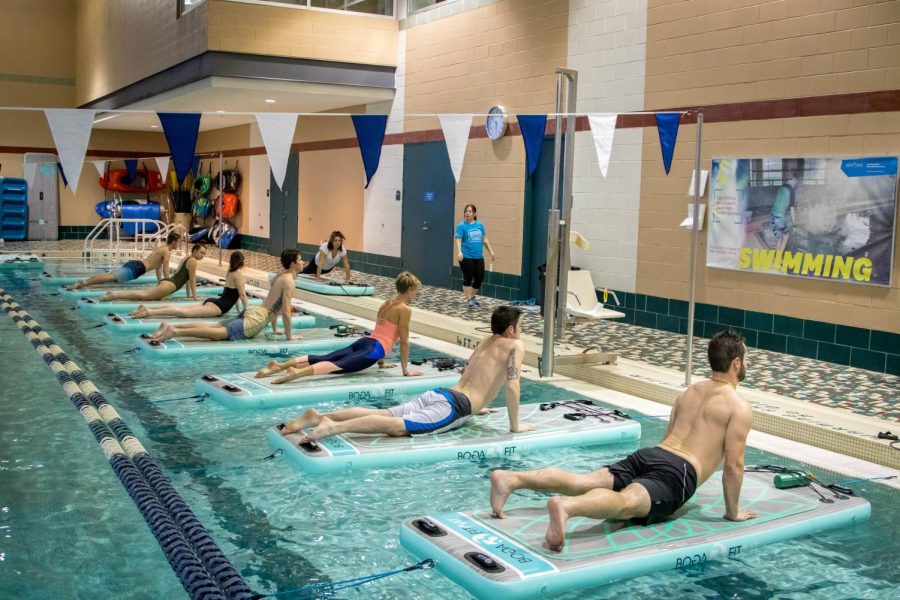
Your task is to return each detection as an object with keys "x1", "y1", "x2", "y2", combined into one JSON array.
[{"x1": 706, "y1": 156, "x2": 898, "y2": 286}]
